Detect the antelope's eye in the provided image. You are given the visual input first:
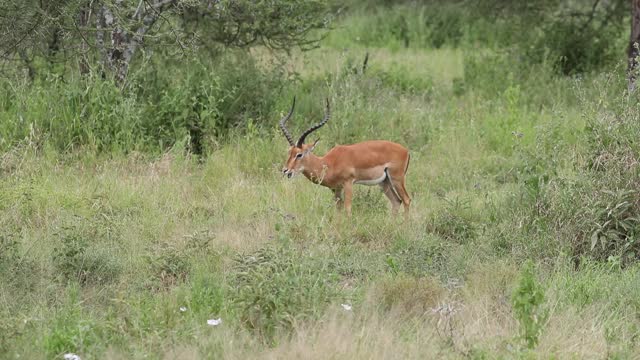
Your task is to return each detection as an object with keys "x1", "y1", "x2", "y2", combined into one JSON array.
[{"x1": 295, "y1": 153, "x2": 303, "y2": 159}]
